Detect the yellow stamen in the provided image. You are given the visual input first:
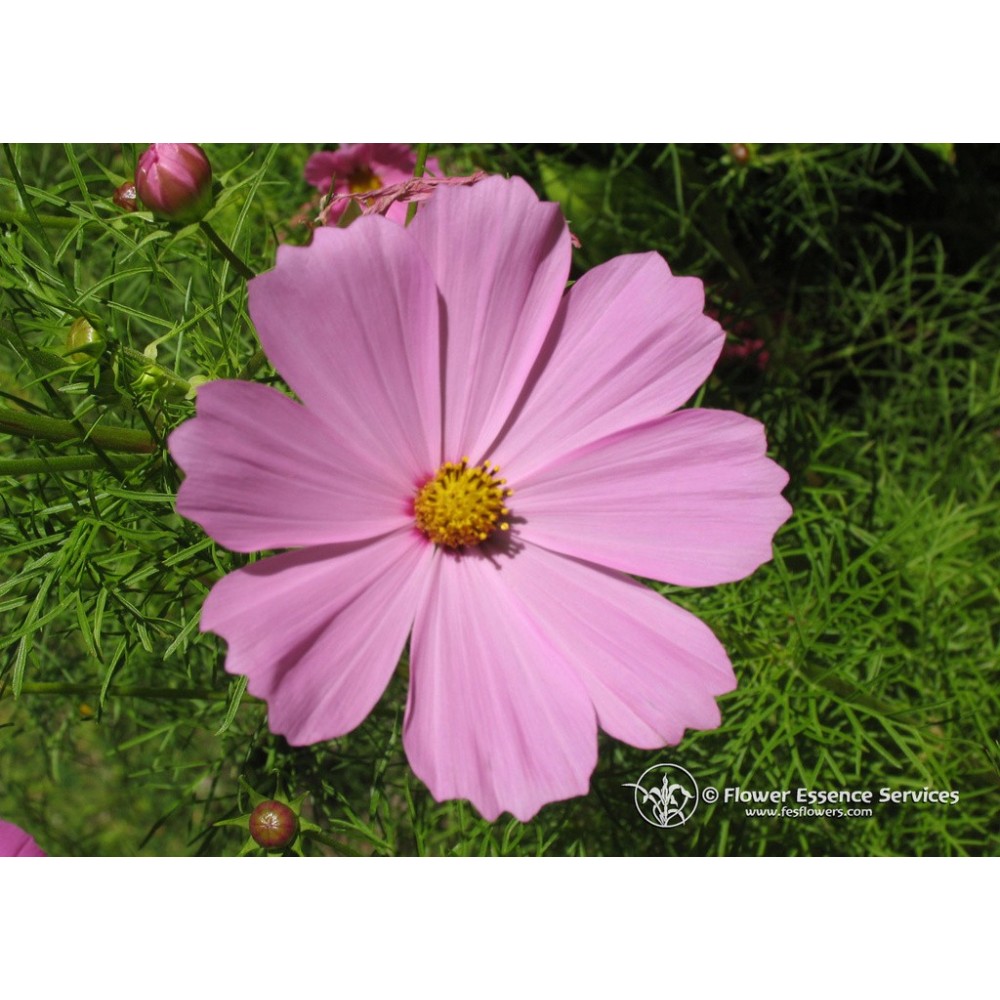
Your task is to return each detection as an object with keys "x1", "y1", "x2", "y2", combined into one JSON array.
[
  {"x1": 348, "y1": 168, "x2": 382, "y2": 194},
  {"x1": 414, "y1": 458, "x2": 514, "y2": 548}
]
